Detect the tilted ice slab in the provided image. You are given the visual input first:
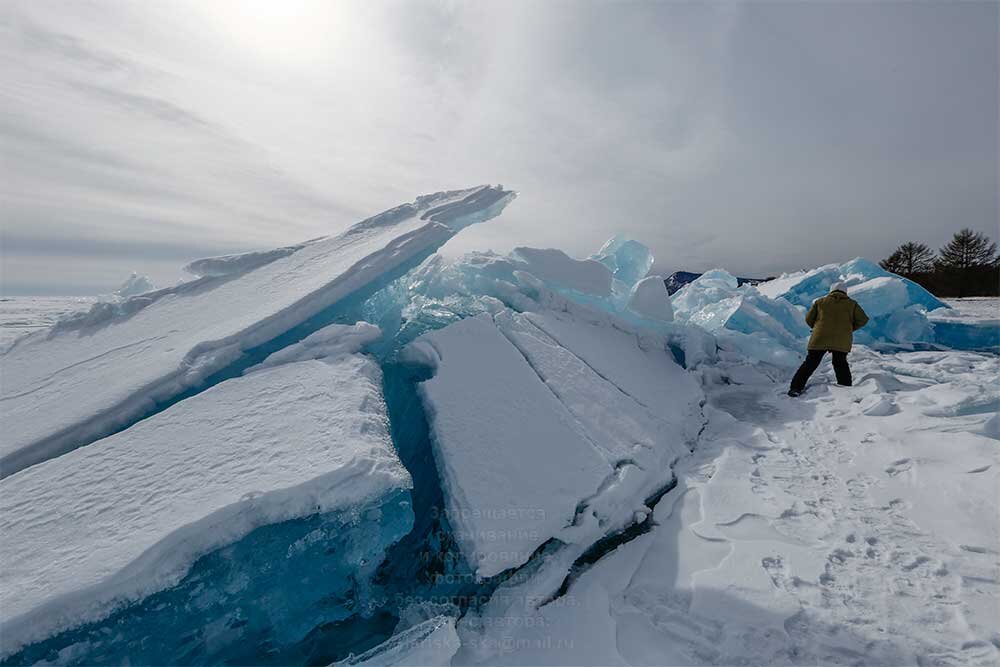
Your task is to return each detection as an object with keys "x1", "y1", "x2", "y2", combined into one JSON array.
[
  {"x1": 0, "y1": 185, "x2": 514, "y2": 477},
  {"x1": 0, "y1": 329, "x2": 410, "y2": 657},
  {"x1": 403, "y1": 301, "x2": 703, "y2": 578}
]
